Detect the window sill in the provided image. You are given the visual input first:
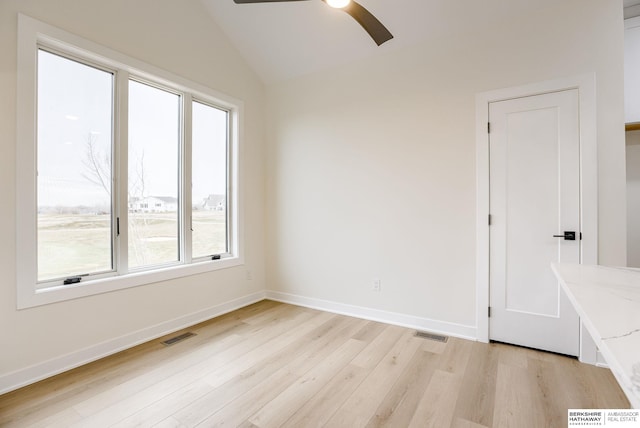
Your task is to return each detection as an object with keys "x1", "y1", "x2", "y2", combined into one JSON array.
[{"x1": 17, "y1": 257, "x2": 243, "y2": 310}]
